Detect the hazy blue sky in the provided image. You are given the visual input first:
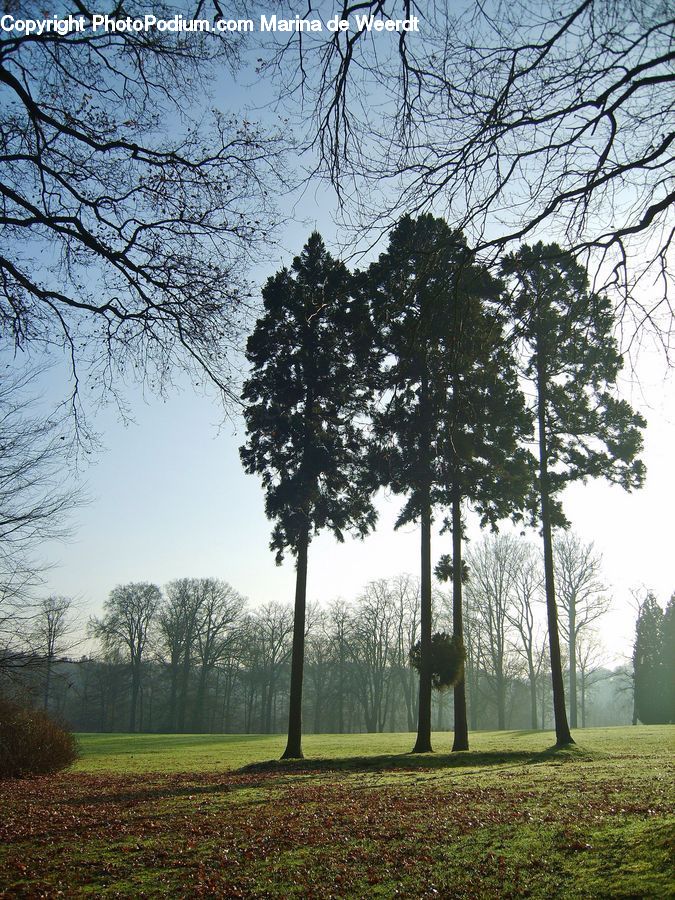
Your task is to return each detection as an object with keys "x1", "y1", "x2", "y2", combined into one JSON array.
[
  {"x1": 39, "y1": 336, "x2": 673, "y2": 666},
  {"x1": 19, "y1": 8, "x2": 675, "y2": 667}
]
